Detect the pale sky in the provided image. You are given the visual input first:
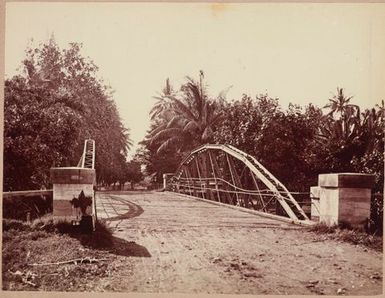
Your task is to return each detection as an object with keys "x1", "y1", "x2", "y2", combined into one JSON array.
[{"x1": 5, "y1": 3, "x2": 385, "y2": 157}]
